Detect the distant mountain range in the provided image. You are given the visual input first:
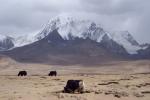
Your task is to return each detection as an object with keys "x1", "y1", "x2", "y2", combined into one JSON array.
[{"x1": 0, "y1": 15, "x2": 150, "y2": 65}]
